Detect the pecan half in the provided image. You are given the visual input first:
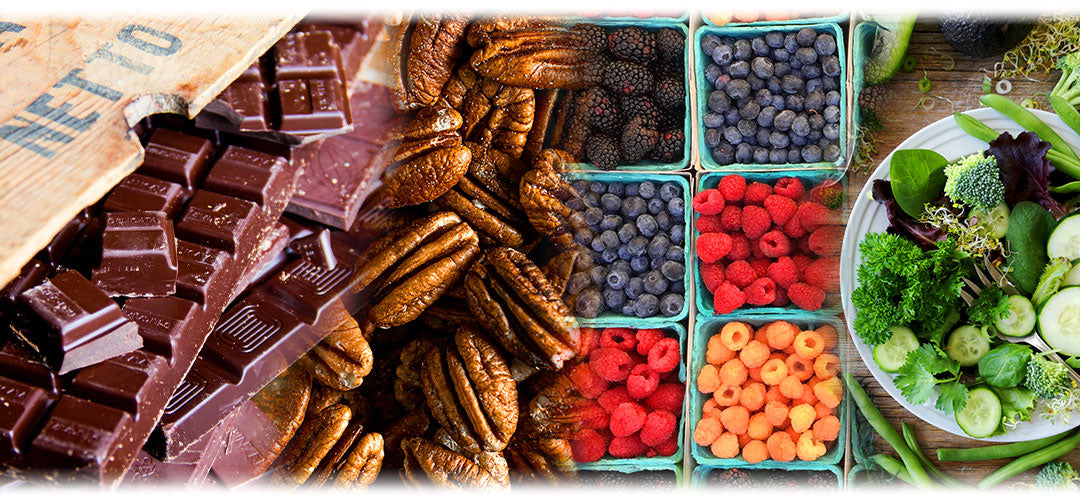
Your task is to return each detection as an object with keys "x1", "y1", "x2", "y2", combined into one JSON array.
[
  {"x1": 387, "y1": 14, "x2": 470, "y2": 112},
  {"x1": 541, "y1": 250, "x2": 578, "y2": 297},
  {"x1": 434, "y1": 143, "x2": 531, "y2": 248},
  {"x1": 467, "y1": 18, "x2": 603, "y2": 90},
  {"x1": 464, "y1": 247, "x2": 578, "y2": 370},
  {"x1": 374, "y1": 107, "x2": 473, "y2": 208},
  {"x1": 395, "y1": 338, "x2": 437, "y2": 410},
  {"x1": 421, "y1": 327, "x2": 518, "y2": 454},
  {"x1": 421, "y1": 286, "x2": 479, "y2": 333},
  {"x1": 401, "y1": 437, "x2": 503, "y2": 488},
  {"x1": 519, "y1": 150, "x2": 588, "y2": 252},
  {"x1": 251, "y1": 365, "x2": 313, "y2": 448},
  {"x1": 306, "y1": 385, "x2": 344, "y2": 418},
  {"x1": 439, "y1": 66, "x2": 534, "y2": 159},
  {"x1": 307, "y1": 420, "x2": 385, "y2": 490},
  {"x1": 505, "y1": 423, "x2": 574, "y2": 484},
  {"x1": 383, "y1": 409, "x2": 433, "y2": 468},
  {"x1": 298, "y1": 303, "x2": 373, "y2": 391},
  {"x1": 271, "y1": 403, "x2": 353, "y2": 488},
  {"x1": 354, "y1": 211, "x2": 481, "y2": 328},
  {"x1": 524, "y1": 368, "x2": 583, "y2": 439}
]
